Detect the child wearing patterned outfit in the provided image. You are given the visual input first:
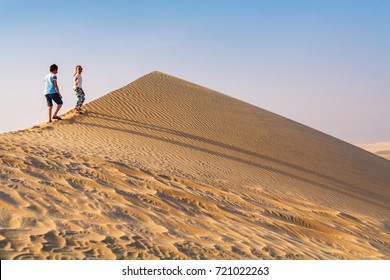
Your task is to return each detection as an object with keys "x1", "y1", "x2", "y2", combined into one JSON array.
[{"x1": 73, "y1": 65, "x2": 85, "y2": 114}]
